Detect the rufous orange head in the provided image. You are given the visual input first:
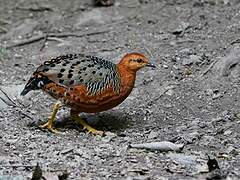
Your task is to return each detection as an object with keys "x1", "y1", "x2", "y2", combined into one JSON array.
[{"x1": 118, "y1": 52, "x2": 156, "y2": 72}]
